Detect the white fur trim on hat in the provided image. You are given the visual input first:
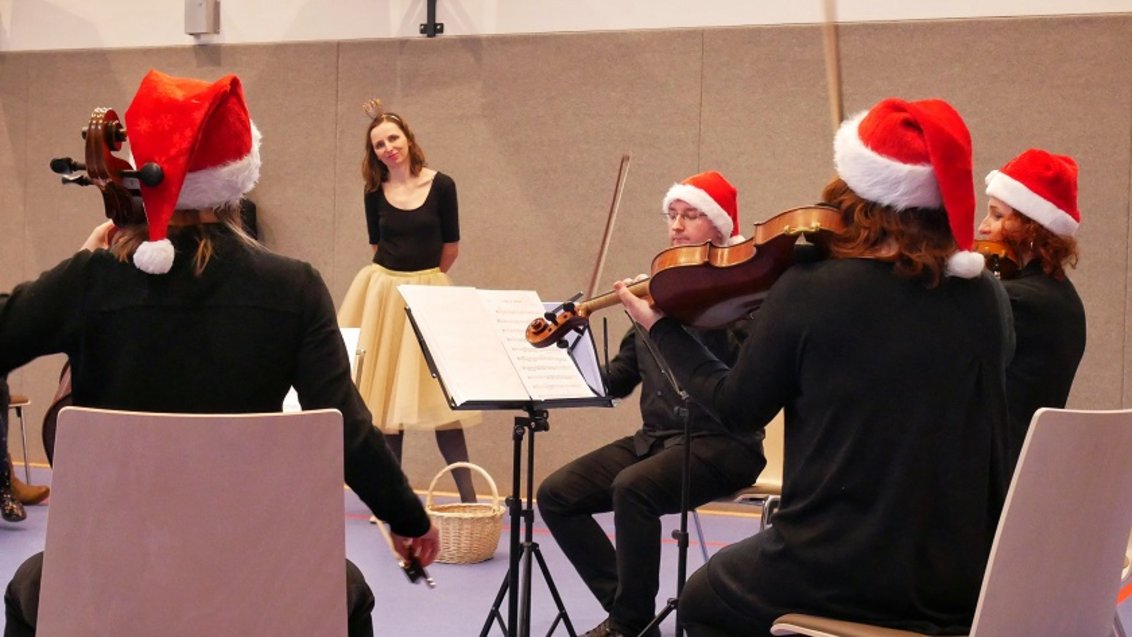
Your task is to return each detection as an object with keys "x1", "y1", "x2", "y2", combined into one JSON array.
[
  {"x1": 177, "y1": 123, "x2": 262, "y2": 210},
  {"x1": 133, "y1": 238, "x2": 175, "y2": 275},
  {"x1": 945, "y1": 250, "x2": 984, "y2": 279},
  {"x1": 984, "y1": 169, "x2": 1079, "y2": 237},
  {"x1": 834, "y1": 111, "x2": 941, "y2": 211},
  {"x1": 662, "y1": 183, "x2": 734, "y2": 239}
]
